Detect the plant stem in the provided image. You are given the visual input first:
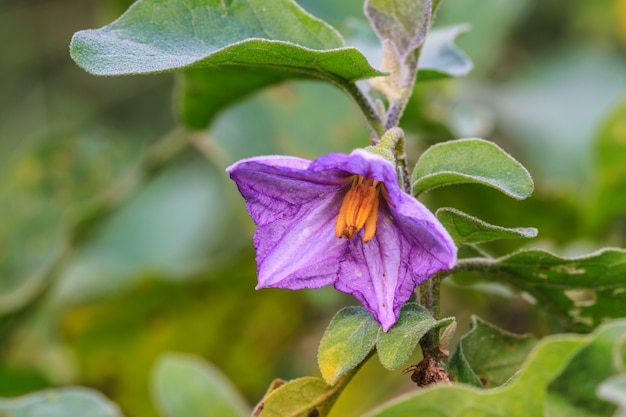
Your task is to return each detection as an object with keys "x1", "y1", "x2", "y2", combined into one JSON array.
[
  {"x1": 417, "y1": 276, "x2": 440, "y2": 356},
  {"x1": 385, "y1": 48, "x2": 422, "y2": 130},
  {"x1": 376, "y1": 127, "x2": 412, "y2": 195},
  {"x1": 336, "y1": 80, "x2": 386, "y2": 139},
  {"x1": 419, "y1": 277, "x2": 441, "y2": 319}
]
